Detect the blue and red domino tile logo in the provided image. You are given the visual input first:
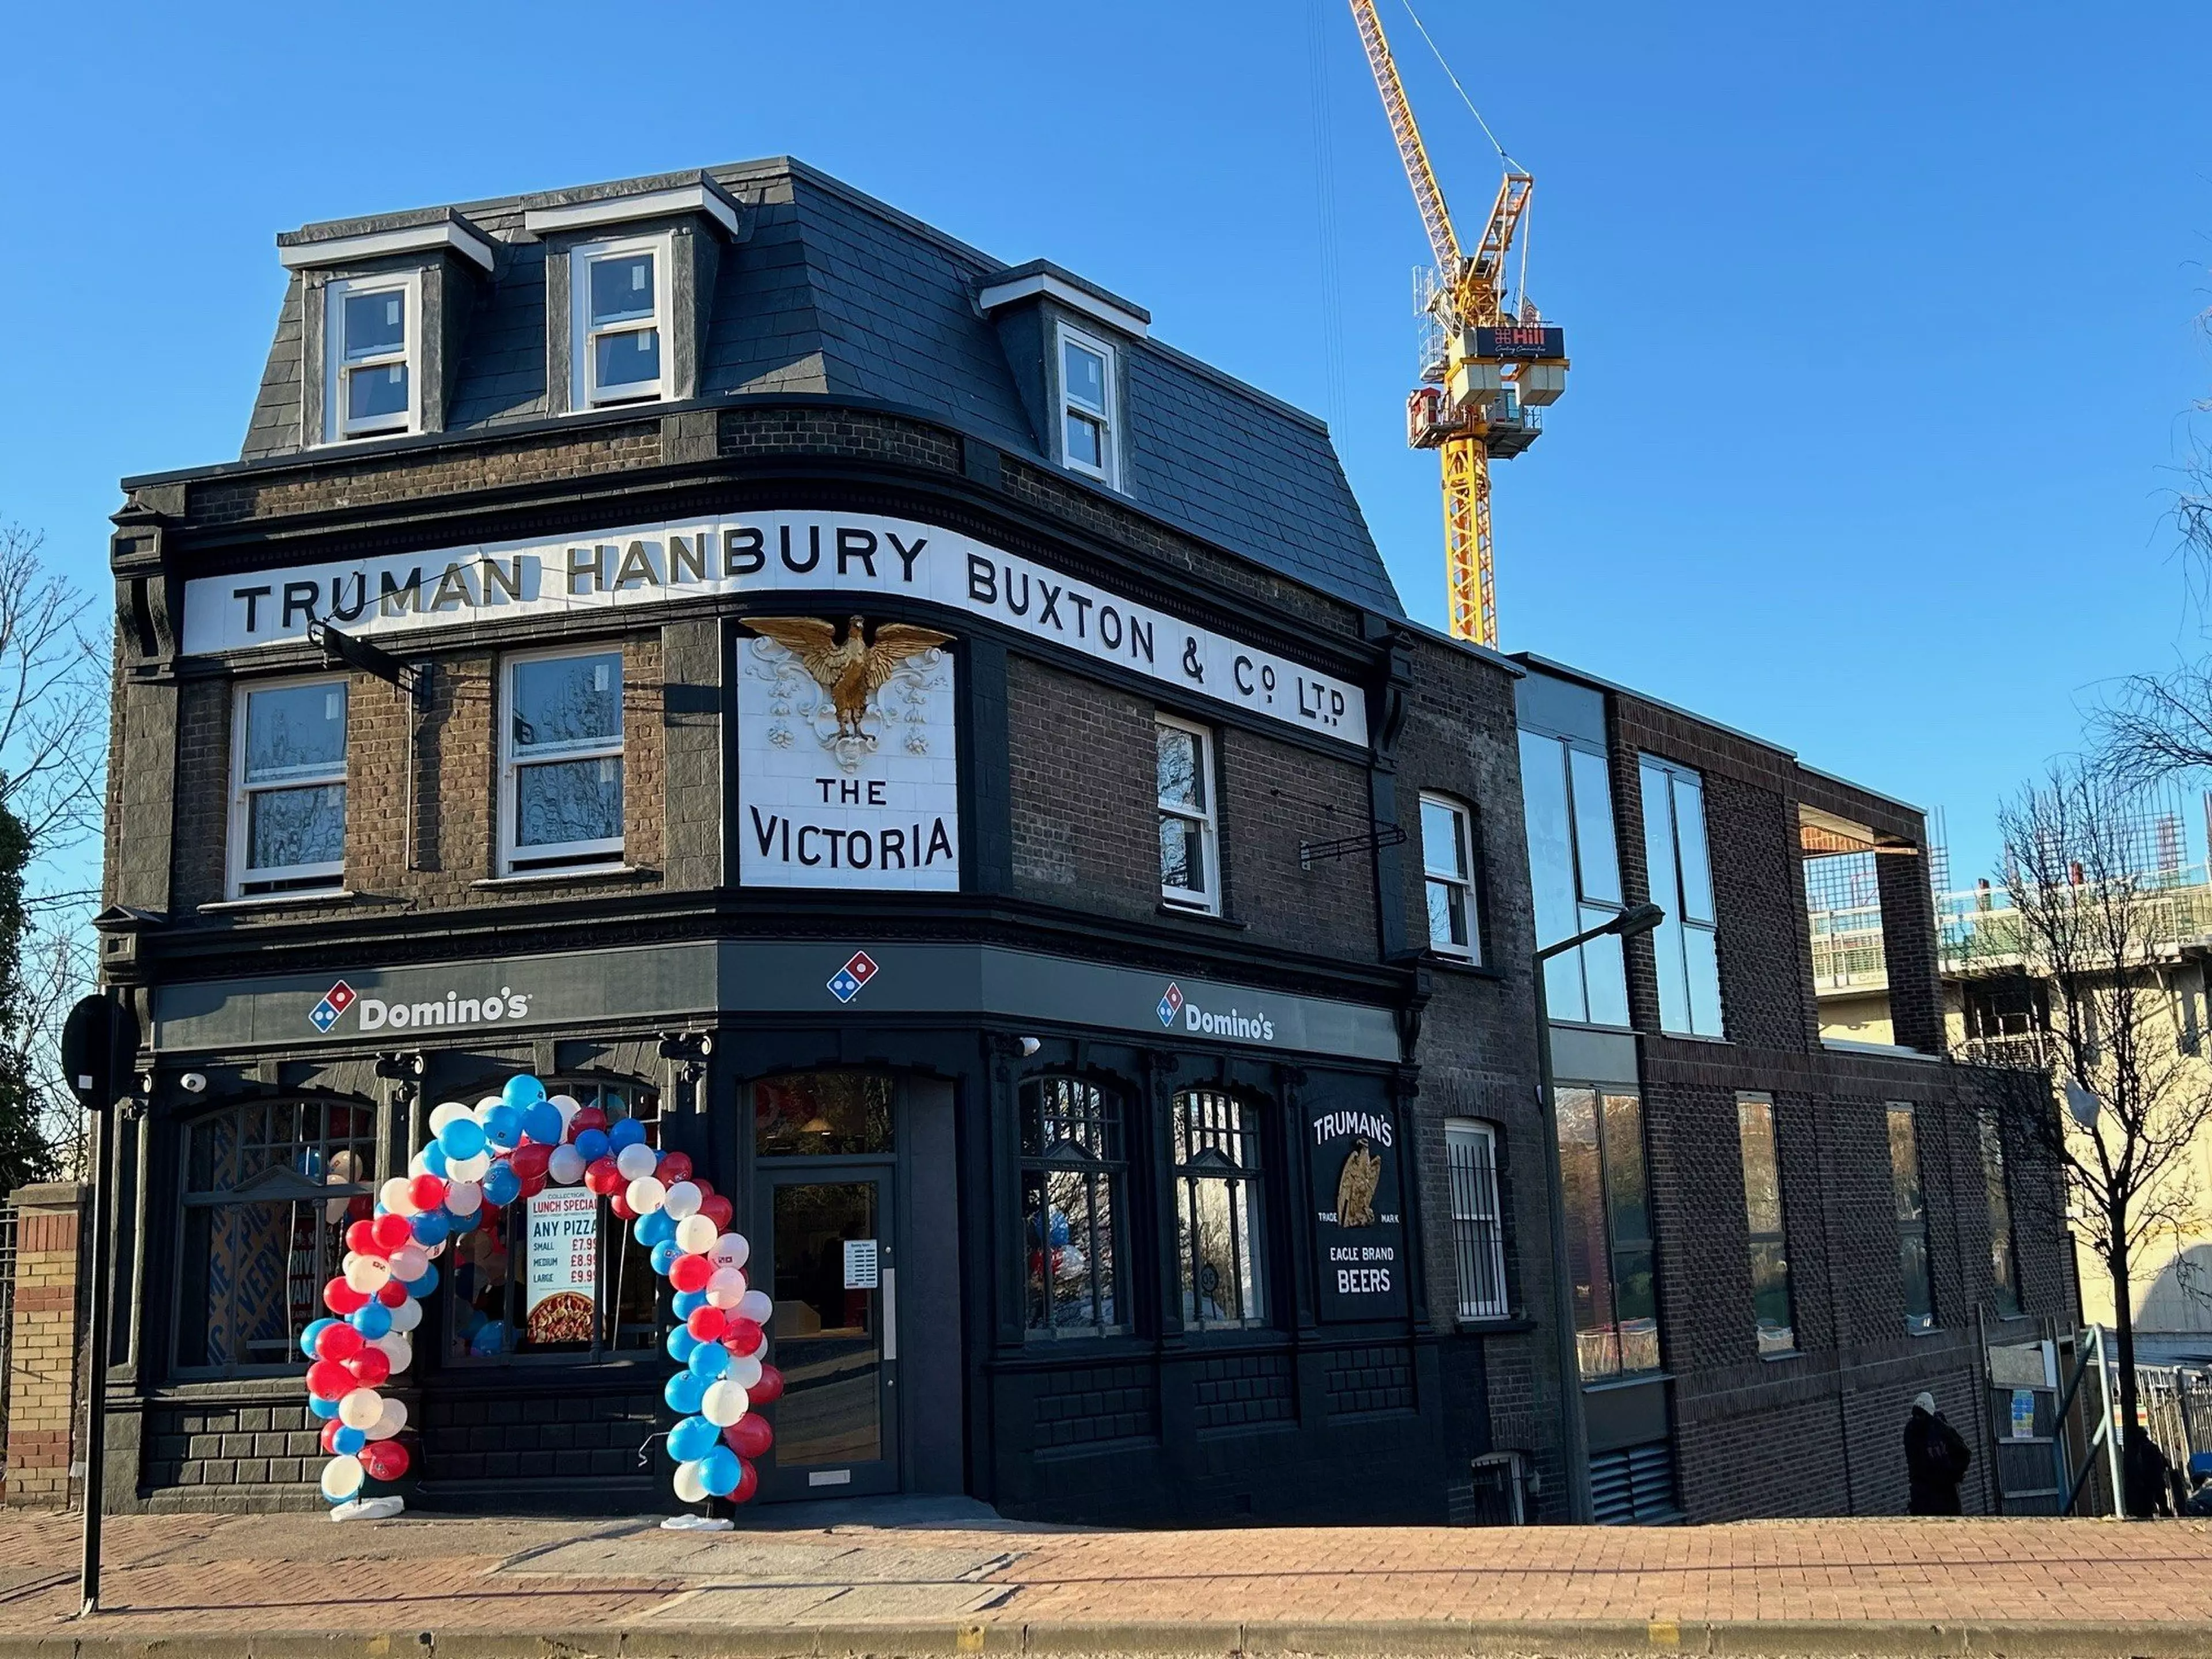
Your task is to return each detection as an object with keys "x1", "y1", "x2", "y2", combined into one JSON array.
[
  {"x1": 308, "y1": 980, "x2": 357, "y2": 1034},
  {"x1": 1157, "y1": 982, "x2": 1184, "y2": 1027},
  {"x1": 827, "y1": 952, "x2": 879, "y2": 1005}
]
